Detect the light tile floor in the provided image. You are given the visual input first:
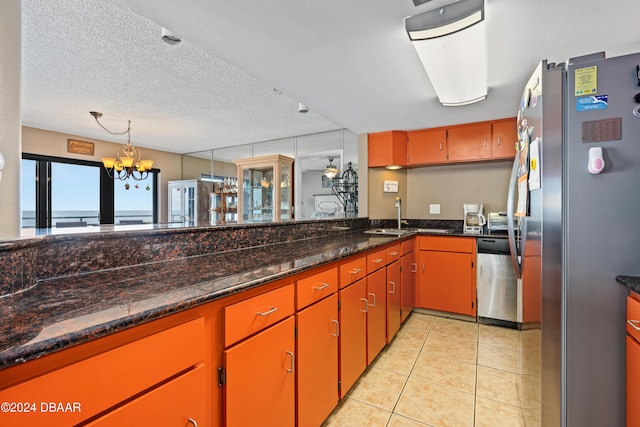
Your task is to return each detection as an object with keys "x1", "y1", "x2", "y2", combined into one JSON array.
[{"x1": 322, "y1": 313, "x2": 541, "y2": 427}]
